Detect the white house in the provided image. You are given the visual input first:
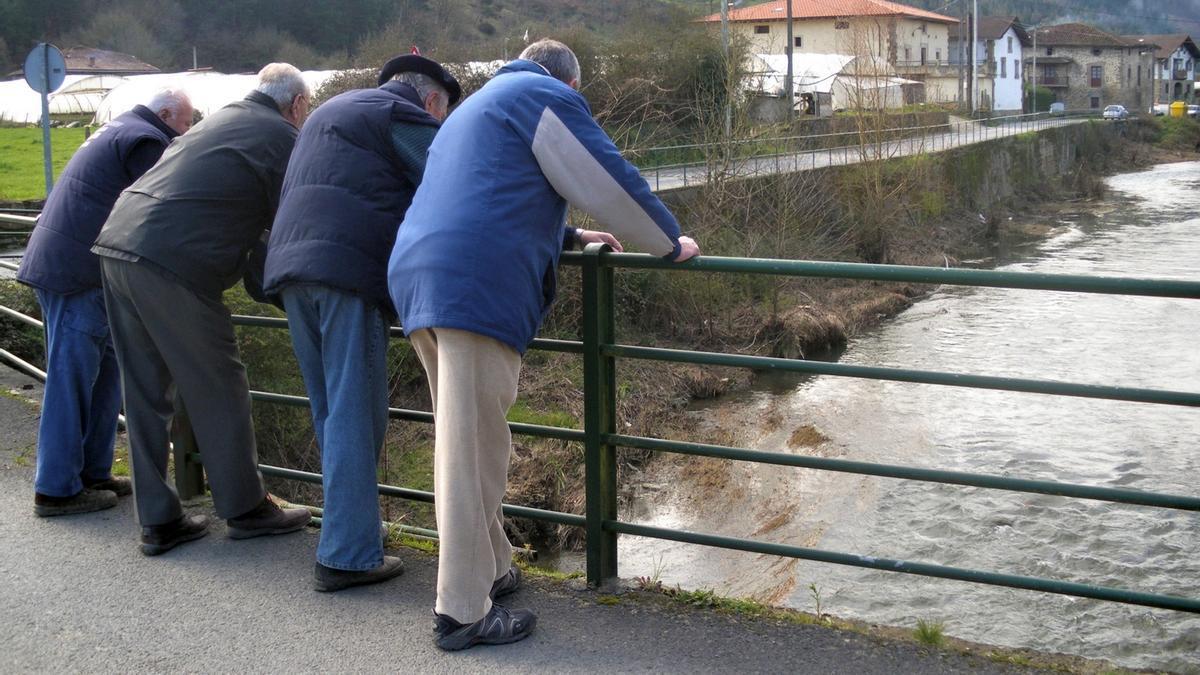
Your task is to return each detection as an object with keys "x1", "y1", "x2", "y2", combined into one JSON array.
[
  {"x1": 1125, "y1": 34, "x2": 1198, "y2": 104},
  {"x1": 949, "y1": 16, "x2": 1030, "y2": 112}
]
